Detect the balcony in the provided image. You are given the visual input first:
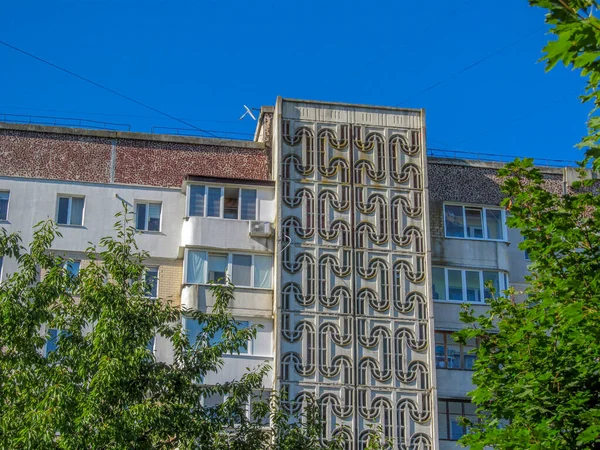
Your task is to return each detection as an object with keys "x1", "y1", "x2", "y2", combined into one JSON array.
[{"x1": 181, "y1": 216, "x2": 274, "y2": 252}]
